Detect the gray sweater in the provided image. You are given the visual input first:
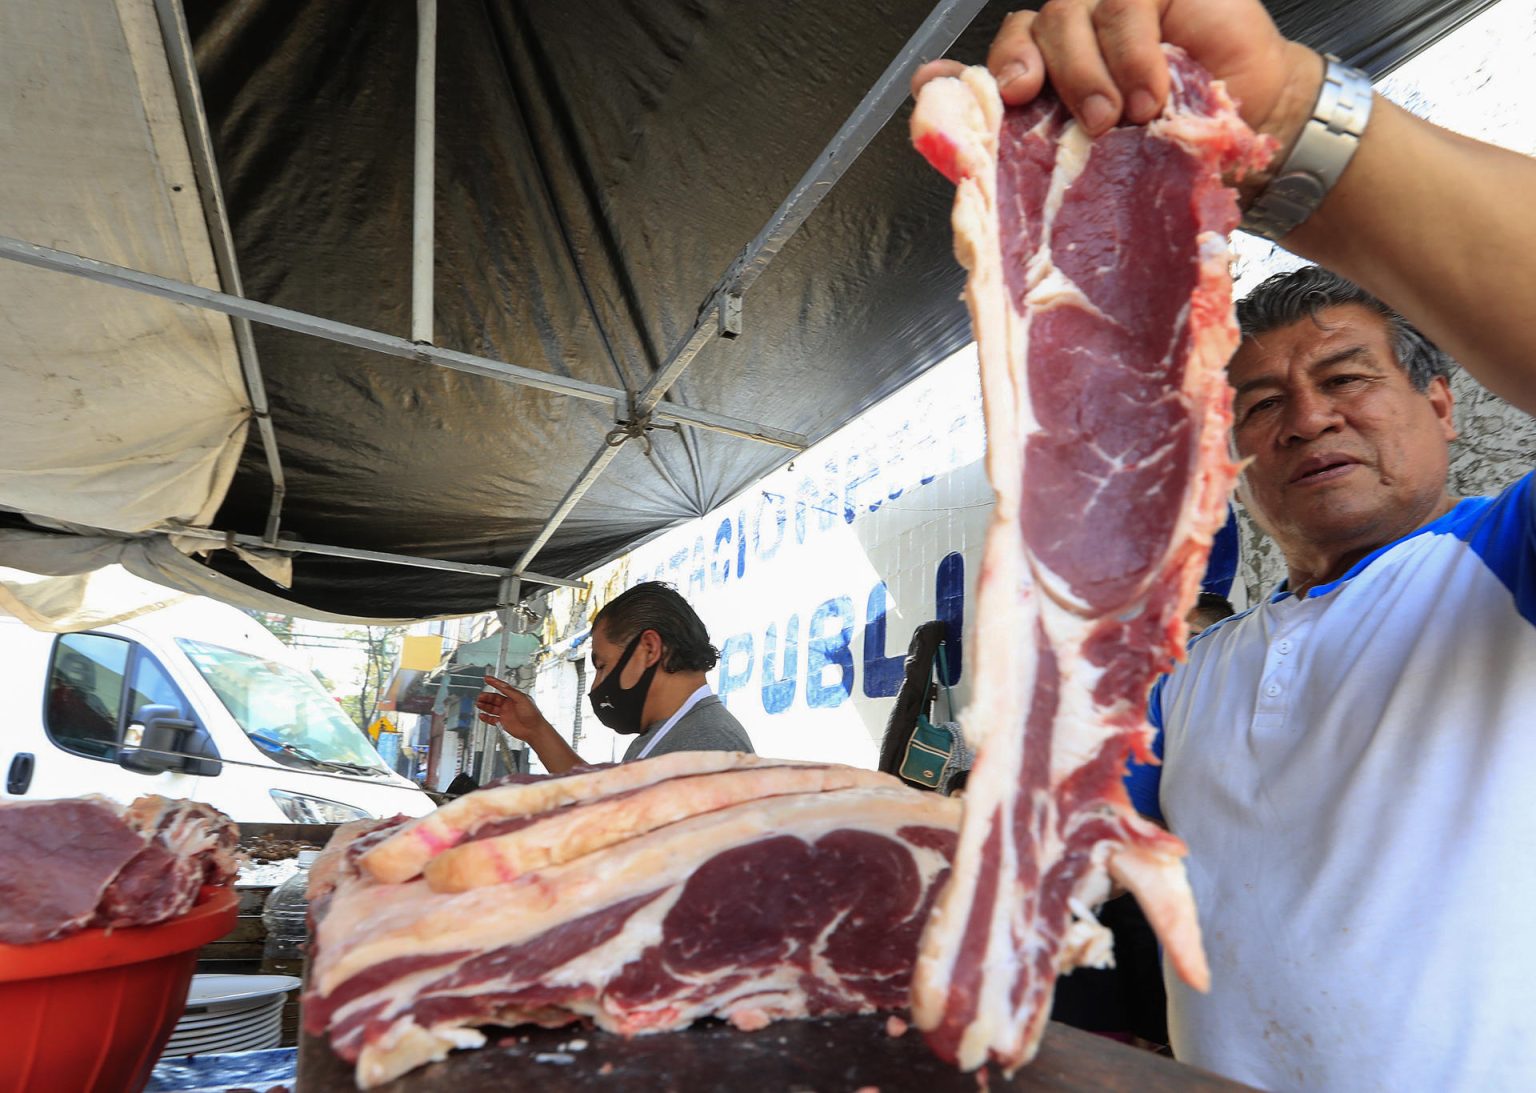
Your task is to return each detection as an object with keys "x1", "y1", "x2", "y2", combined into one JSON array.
[{"x1": 622, "y1": 694, "x2": 754, "y2": 761}]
